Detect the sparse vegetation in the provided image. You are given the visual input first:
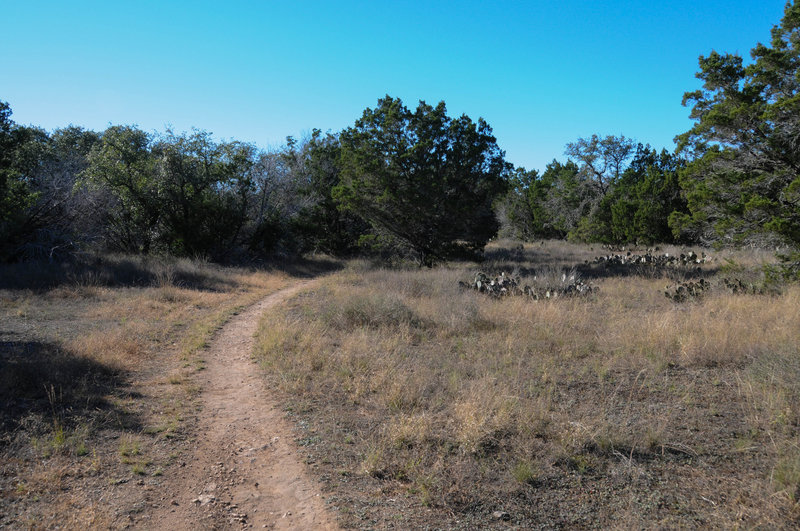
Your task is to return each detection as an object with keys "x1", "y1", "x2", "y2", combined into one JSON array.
[
  {"x1": 0, "y1": 252, "x2": 329, "y2": 528},
  {"x1": 255, "y1": 240, "x2": 800, "y2": 528},
  {"x1": 1, "y1": 3, "x2": 798, "y2": 527}
]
